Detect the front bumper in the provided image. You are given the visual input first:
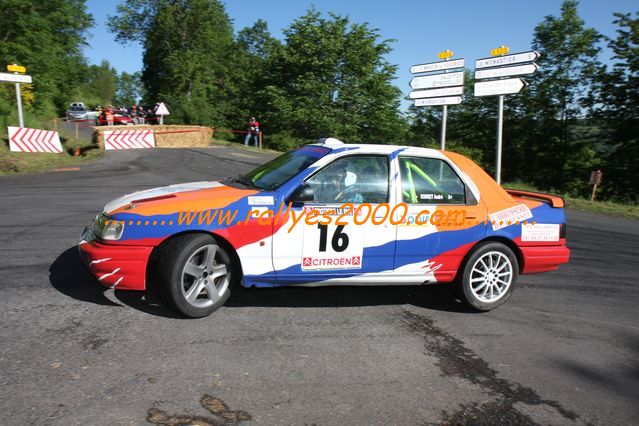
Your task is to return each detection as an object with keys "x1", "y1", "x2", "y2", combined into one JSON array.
[{"x1": 79, "y1": 226, "x2": 153, "y2": 291}]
